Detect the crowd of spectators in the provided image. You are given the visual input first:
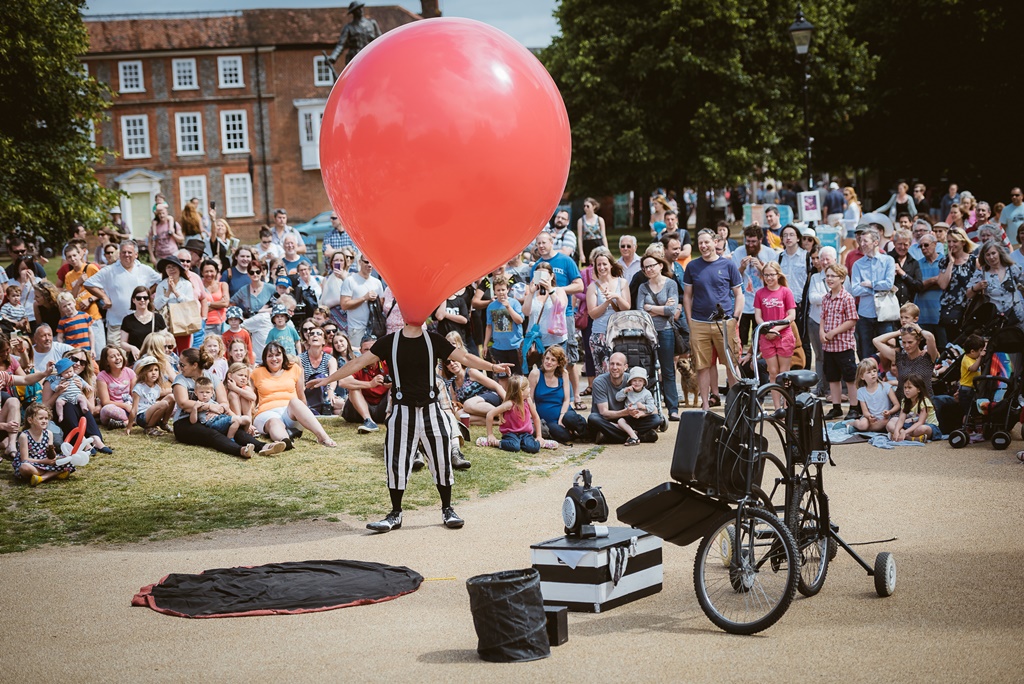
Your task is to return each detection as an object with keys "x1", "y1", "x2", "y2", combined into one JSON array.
[{"x1": 3, "y1": 183, "x2": 1024, "y2": 483}]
